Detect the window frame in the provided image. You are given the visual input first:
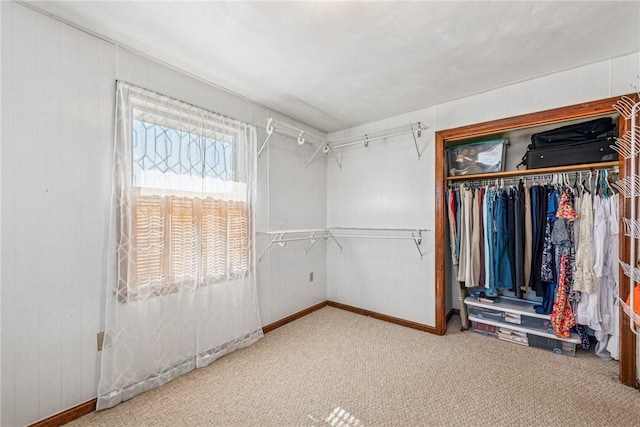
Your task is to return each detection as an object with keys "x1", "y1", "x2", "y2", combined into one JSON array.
[{"x1": 117, "y1": 92, "x2": 253, "y2": 302}]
